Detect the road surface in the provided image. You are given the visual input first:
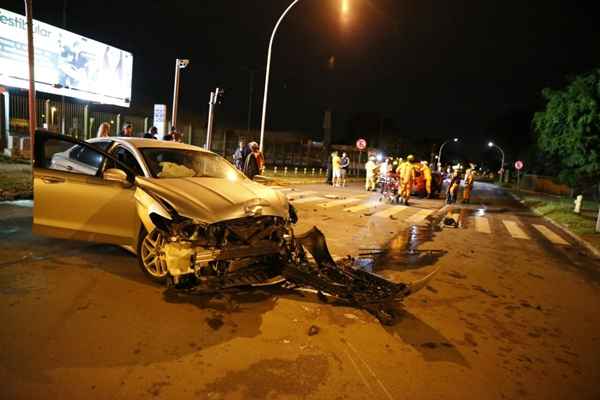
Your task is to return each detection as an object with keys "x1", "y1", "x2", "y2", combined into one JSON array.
[{"x1": 1, "y1": 182, "x2": 600, "y2": 399}]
